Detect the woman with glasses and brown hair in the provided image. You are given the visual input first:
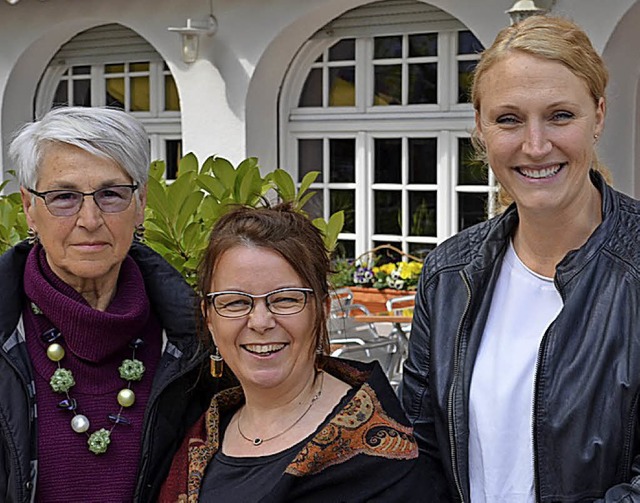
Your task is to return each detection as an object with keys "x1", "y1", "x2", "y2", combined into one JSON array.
[
  {"x1": 0, "y1": 106, "x2": 214, "y2": 502},
  {"x1": 159, "y1": 203, "x2": 425, "y2": 502}
]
